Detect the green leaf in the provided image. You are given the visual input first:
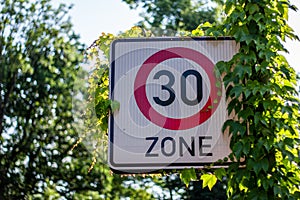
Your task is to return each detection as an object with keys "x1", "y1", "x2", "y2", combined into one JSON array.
[
  {"x1": 261, "y1": 158, "x2": 269, "y2": 173},
  {"x1": 261, "y1": 178, "x2": 269, "y2": 190},
  {"x1": 242, "y1": 140, "x2": 251, "y2": 155},
  {"x1": 233, "y1": 25, "x2": 249, "y2": 41},
  {"x1": 215, "y1": 168, "x2": 226, "y2": 180},
  {"x1": 110, "y1": 100, "x2": 120, "y2": 113},
  {"x1": 201, "y1": 21, "x2": 212, "y2": 28},
  {"x1": 201, "y1": 174, "x2": 217, "y2": 191},
  {"x1": 238, "y1": 107, "x2": 254, "y2": 120},
  {"x1": 224, "y1": 1, "x2": 234, "y2": 15},
  {"x1": 223, "y1": 120, "x2": 246, "y2": 136},
  {"x1": 180, "y1": 168, "x2": 197, "y2": 187},
  {"x1": 278, "y1": 3, "x2": 288, "y2": 20},
  {"x1": 233, "y1": 141, "x2": 243, "y2": 160},
  {"x1": 229, "y1": 85, "x2": 243, "y2": 98},
  {"x1": 248, "y1": 4, "x2": 259, "y2": 15},
  {"x1": 253, "y1": 13, "x2": 263, "y2": 22},
  {"x1": 253, "y1": 164, "x2": 261, "y2": 175},
  {"x1": 273, "y1": 185, "x2": 282, "y2": 196}
]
